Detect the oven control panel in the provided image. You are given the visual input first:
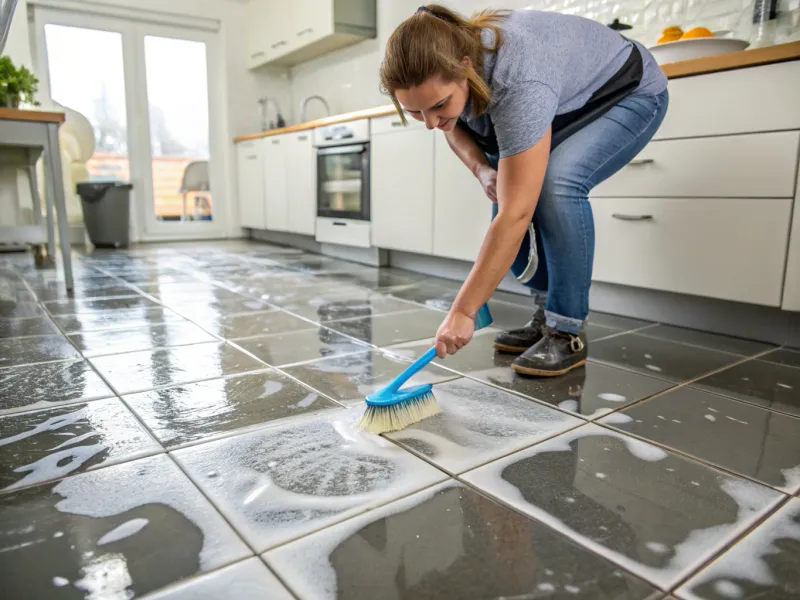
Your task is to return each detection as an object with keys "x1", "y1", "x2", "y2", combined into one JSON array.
[{"x1": 314, "y1": 118, "x2": 370, "y2": 147}]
